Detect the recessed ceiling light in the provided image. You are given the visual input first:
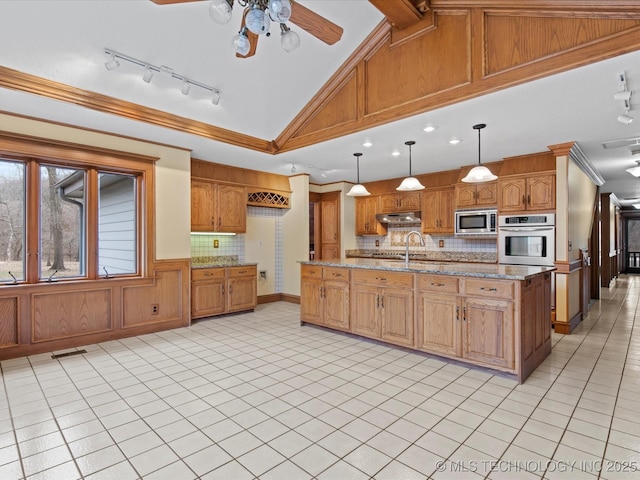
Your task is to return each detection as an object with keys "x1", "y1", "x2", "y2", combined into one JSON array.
[
  {"x1": 423, "y1": 125, "x2": 437, "y2": 133},
  {"x1": 363, "y1": 141, "x2": 373, "y2": 147},
  {"x1": 391, "y1": 150, "x2": 400, "y2": 156},
  {"x1": 449, "y1": 138, "x2": 461, "y2": 145}
]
